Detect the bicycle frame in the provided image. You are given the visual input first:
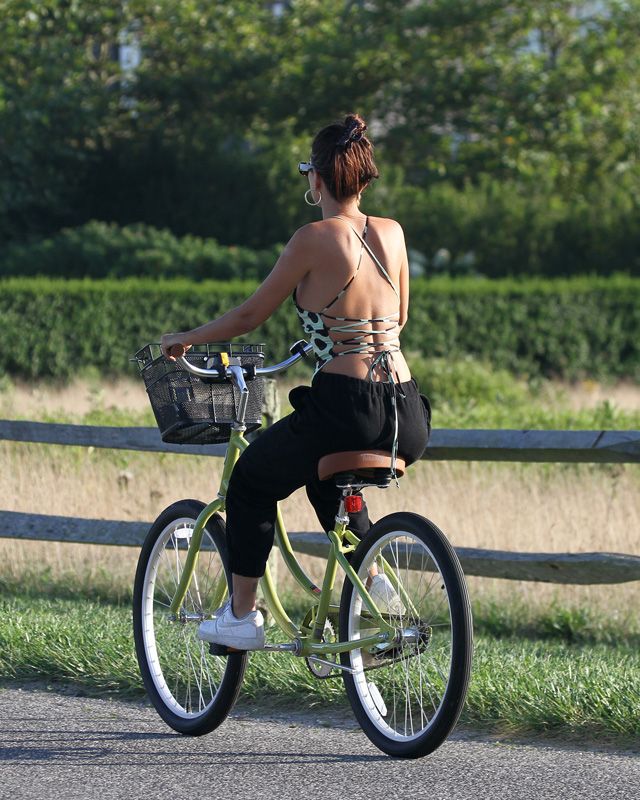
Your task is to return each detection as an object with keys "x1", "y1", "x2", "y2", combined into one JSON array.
[{"x1": 169, "y1": 426, "x2": 398, "y2": 657}]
